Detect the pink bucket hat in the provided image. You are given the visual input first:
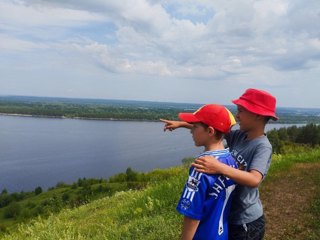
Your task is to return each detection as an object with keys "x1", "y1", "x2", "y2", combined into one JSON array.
[{"x1": 232, "y1": 88, "x2": 278, "y2": 120}]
